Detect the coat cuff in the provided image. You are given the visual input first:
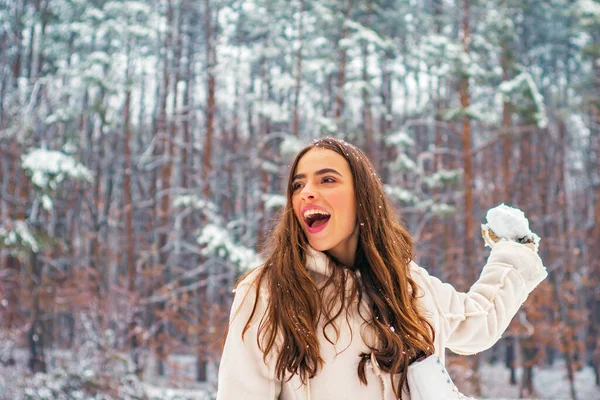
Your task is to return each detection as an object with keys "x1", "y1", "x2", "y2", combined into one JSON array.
[{"x1": 487, "y1": 241, "x2": 547, "y2": 293}]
